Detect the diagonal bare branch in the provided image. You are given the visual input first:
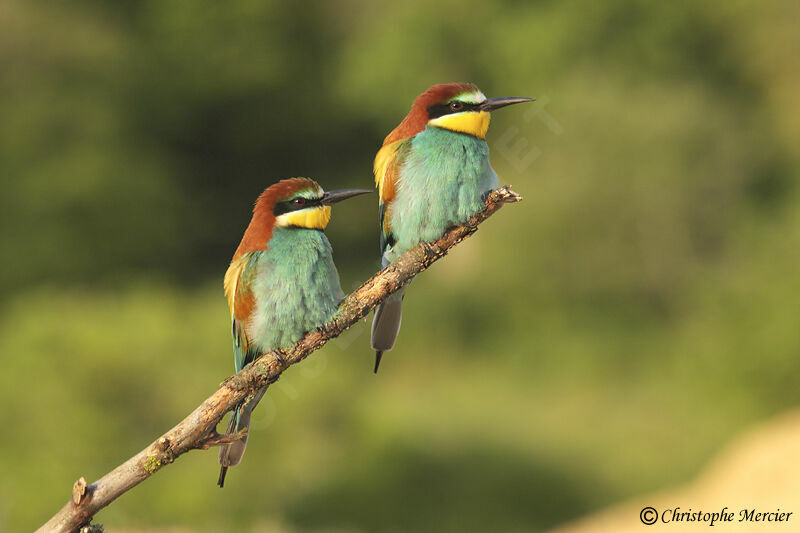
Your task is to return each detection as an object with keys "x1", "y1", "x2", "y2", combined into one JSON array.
[{"x1": 36, "y1": 186, "x2": 522, "y2": 533}]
